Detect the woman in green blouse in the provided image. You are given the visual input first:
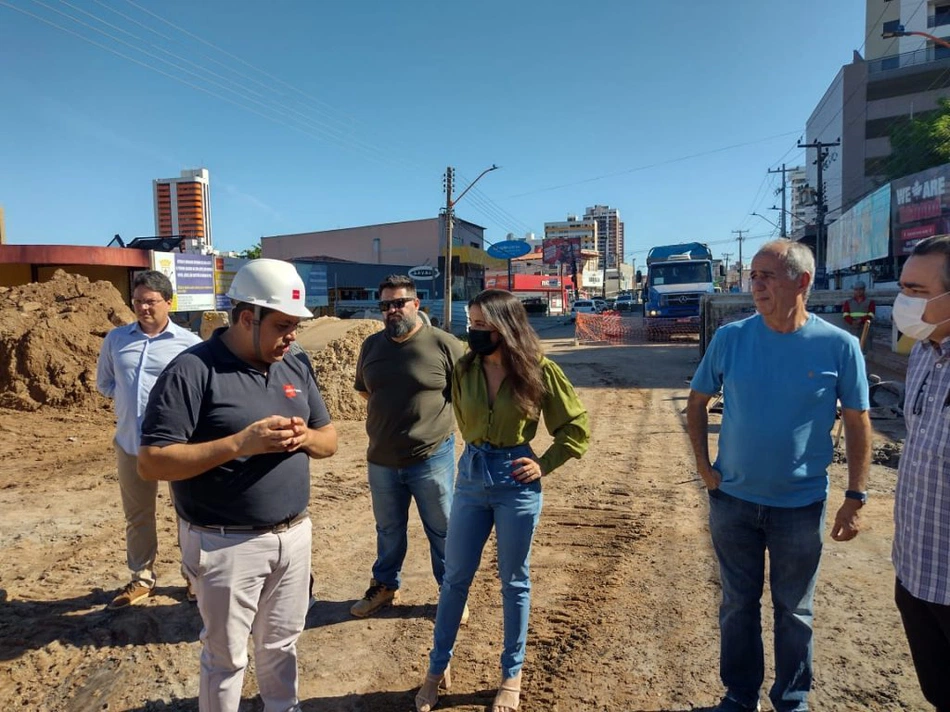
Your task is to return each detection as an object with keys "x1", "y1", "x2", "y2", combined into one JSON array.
[{"x1": 415, "y1": 289, "x2": 590, "y2": 712}]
